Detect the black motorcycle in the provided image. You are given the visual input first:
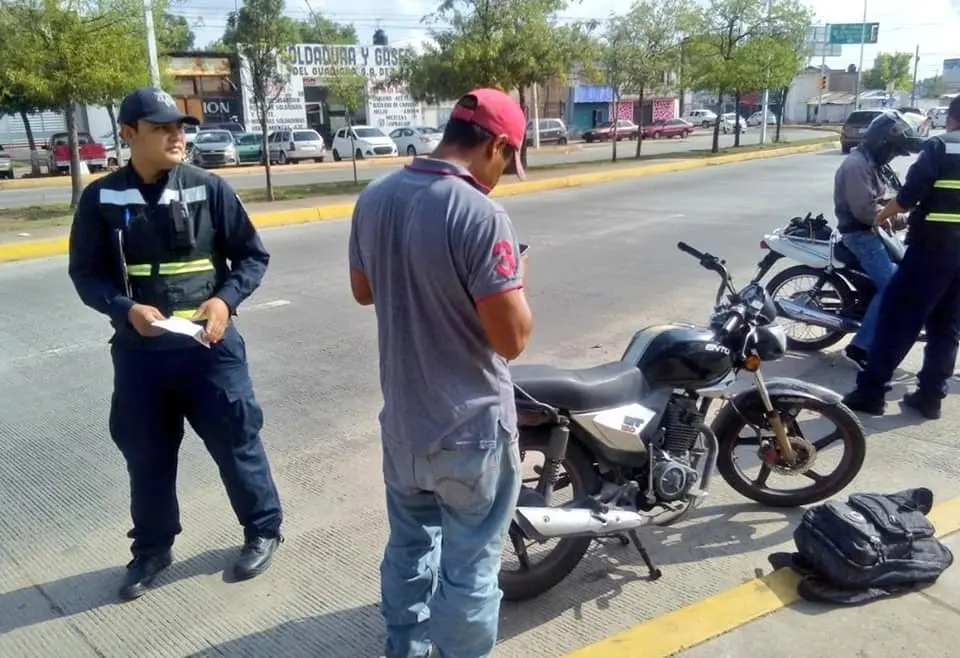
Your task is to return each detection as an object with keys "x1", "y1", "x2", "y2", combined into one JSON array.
[{"x1": 499, "y1": 242, "x2": 867, "y2": 601}]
